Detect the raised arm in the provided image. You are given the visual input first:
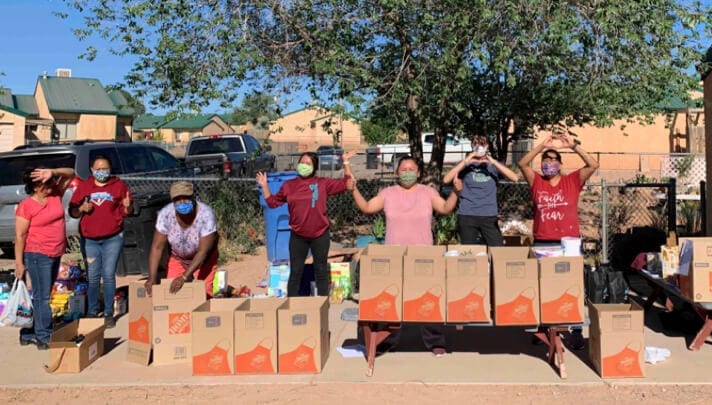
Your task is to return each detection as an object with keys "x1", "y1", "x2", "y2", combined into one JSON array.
[
  {"x1": 342, "y1": 150, "x2": 356, "y2": 179},
  {"x1": 351, "y1": 182, "x2": 385, "y2": 214},
  {"x1": 145, "y1": 230, "x2": 168, "y2": 296},
  {"x1": 443, "y1": 151, "x2": 478, "y2": 184},
  {"x1": 487, "y1": 156, "x2": 520, "y2": 182},
  {"x1": 558, "y1": 135, "x2": 599, "y2": 183},
  {"x1": 518, "y1": 136, "x2": 554, "y2": 186}
]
